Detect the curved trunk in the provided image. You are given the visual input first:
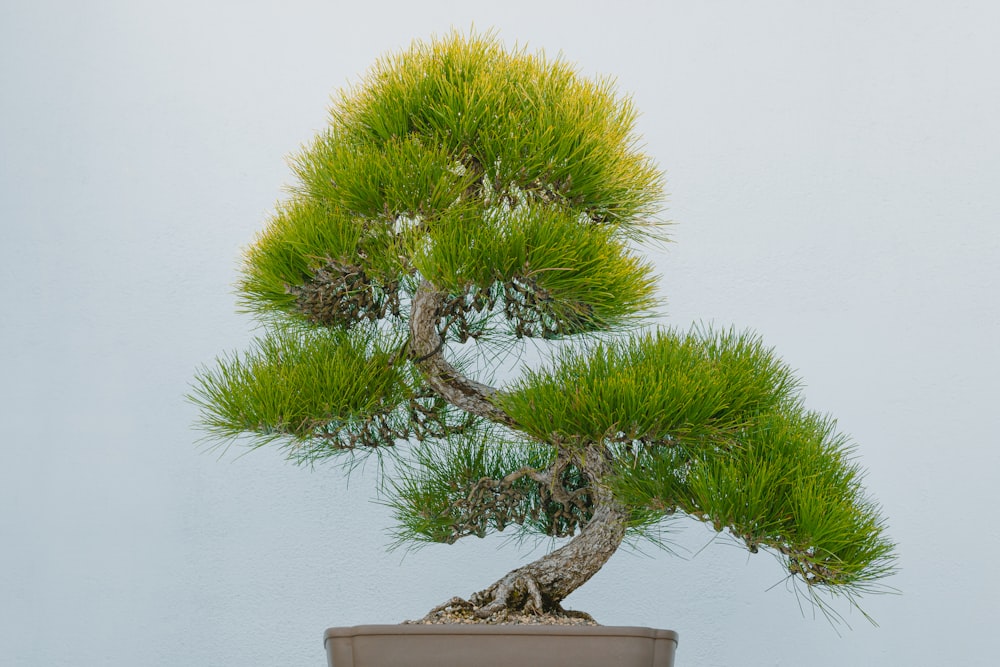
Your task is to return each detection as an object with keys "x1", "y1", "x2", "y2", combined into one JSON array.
[
  {"x1": 409, "y1": 281, "x2": 626, "y2": 619},
  {"x1": 408, "y1": 282, "x2": 514, "y2": 426},
  {"x1": 466, "y1": 444, "x2": 627, "y2": 618}
]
